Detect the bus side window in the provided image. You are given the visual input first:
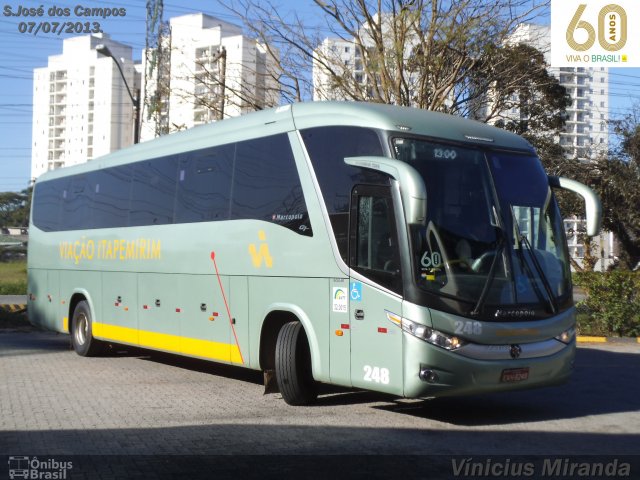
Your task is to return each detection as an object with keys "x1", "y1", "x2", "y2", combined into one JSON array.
[
  {"x1": 62, "y1": 174, "x2": 93, "y2": 231},
  {"x1": 231, "y1": 134, "x2": 312, "y2": 235},
  {"x1": 129, "y1": 156, "x2": 179, "y2": 226},
  {"x1": 32, "y1": 179, "x2": 66, "y2": 232},
  {"x1": 175, "y1": 144, "x2": 234, "y2": 223},
  {"x1": 350, "y1": 186, "x2": 402, "y2": 294},
  {"x1": 91, "y1": 165, "x2": 133, "y2": 229}
]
